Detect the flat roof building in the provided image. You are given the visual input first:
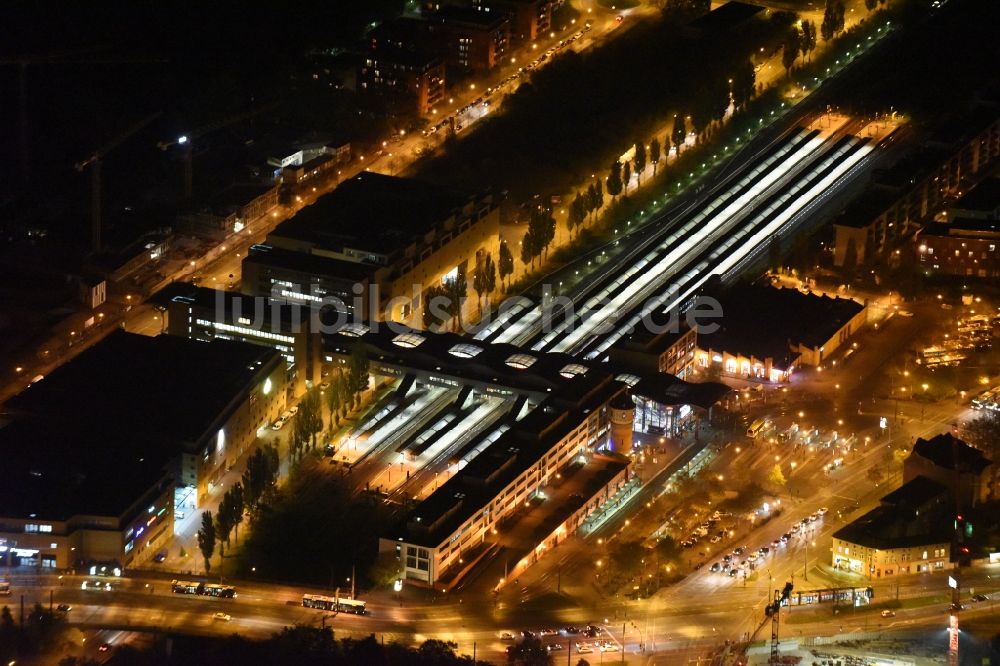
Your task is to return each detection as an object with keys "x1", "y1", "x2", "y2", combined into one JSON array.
[
  {"x1": 832, "y1": 475, "x2": 954, "y2": 578},
  {"x1": 0, "y1": 331, "x2": 286, "y2": 570},
  {"x1": 243, "y1": 173, "x2": 502, "y2": 327},
  {"x1": 693, "y1": 285, "x2": 867, "y2": 382}
]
